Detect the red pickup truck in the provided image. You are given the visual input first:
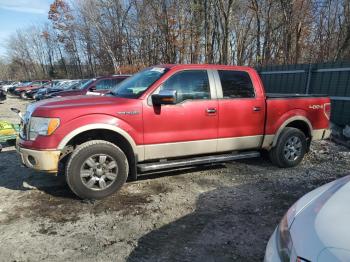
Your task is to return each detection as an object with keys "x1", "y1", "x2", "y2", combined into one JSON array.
[{"x1": 16, "y1": 65, "x2": 331, "y2": 199}]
